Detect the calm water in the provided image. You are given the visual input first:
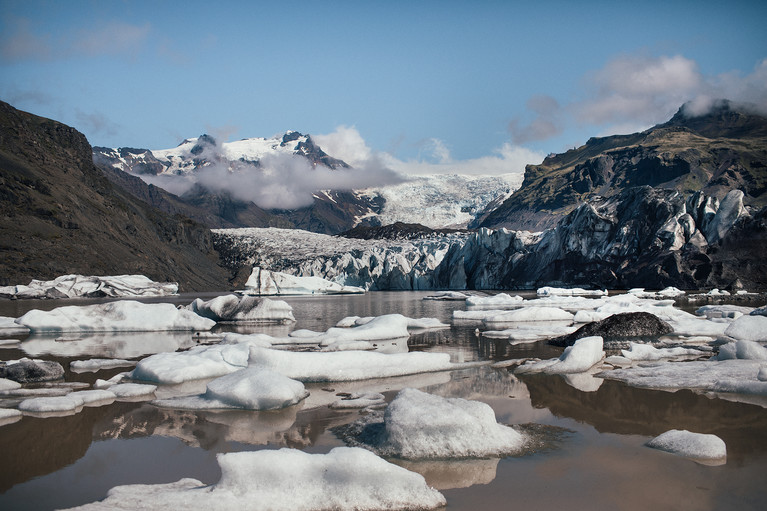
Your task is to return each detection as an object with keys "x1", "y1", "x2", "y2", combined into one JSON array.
[{"x1": 1, "y1": 291, "x2": 766, "y2": 510}]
